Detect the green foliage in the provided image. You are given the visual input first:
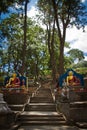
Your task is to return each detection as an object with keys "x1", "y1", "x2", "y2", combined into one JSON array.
[
  {"x1": 0, "y1": 0, "x2": 27, "y2": 14},
  {"x1": 67, "y1": 60, "x2": 87, "y2": 76},
  {"x1": 0, "y1": 14, "x2": 51, "y2": 77},
  {"x1": 68, "y1": 49, "x2": 85, "y2": 62},
  {"x1": 0, "y1": 0, "x2": 87, "y2": 78},
  {"x1": 53, "y1": 0, "x2": 87, "y2": 29},
  {"x1": 73, "y1": 60, "x2": 87, "y2": 68},
  {"x1": 64, "y1": 56, "x2": 74, "y2": 69},
  {"x1": 75, "y1": 67, "x2": 87, "y2": 76}
]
